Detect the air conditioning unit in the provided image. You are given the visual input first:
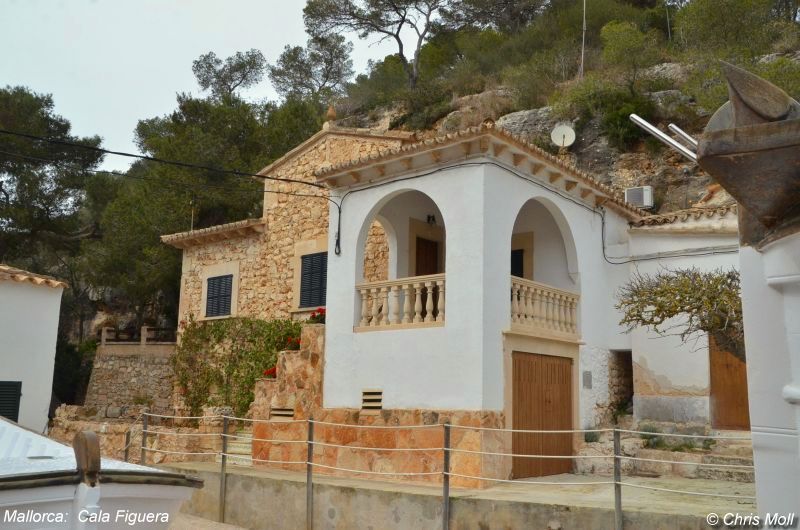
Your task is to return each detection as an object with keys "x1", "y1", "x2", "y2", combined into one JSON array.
[{"x1": 624, "y1": 186, "x2": 654, "y2": 209}]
